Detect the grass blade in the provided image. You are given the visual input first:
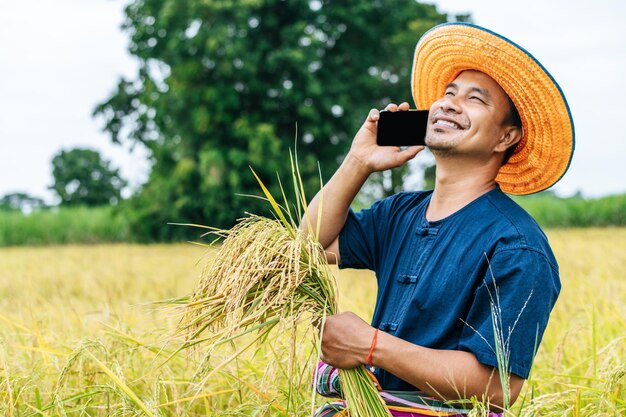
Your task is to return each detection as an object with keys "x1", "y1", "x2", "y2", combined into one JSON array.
[{"x1": 87, "y1": 352, "x2": 156, "y2": 417}]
